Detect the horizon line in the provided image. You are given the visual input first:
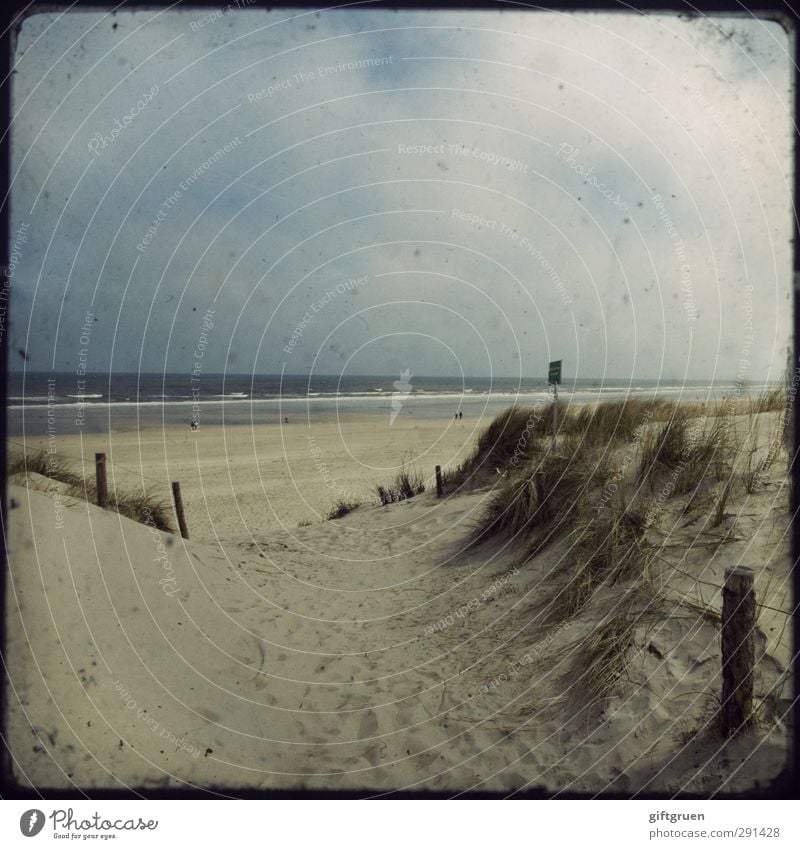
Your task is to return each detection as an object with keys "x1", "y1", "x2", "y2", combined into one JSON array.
[{"x1": 6, "y1": 370, "x2": 781, "y2": 384}]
